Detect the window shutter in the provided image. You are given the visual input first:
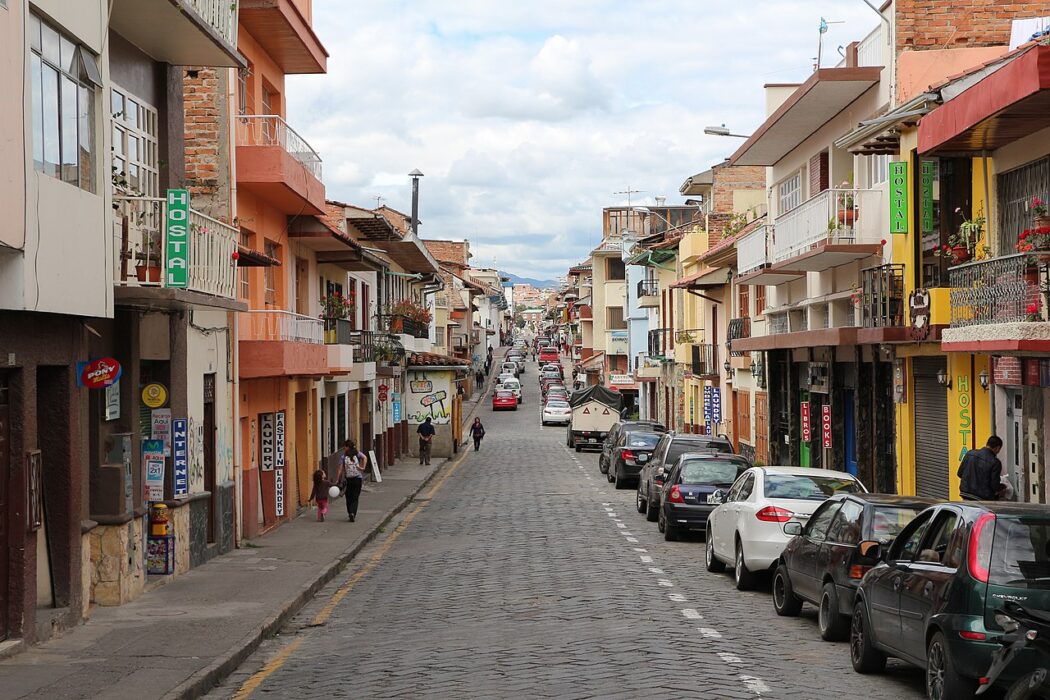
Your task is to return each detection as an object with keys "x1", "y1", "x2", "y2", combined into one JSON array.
[{"x1": 809, "y1": 152, "x2": 829, "y2": 195}]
